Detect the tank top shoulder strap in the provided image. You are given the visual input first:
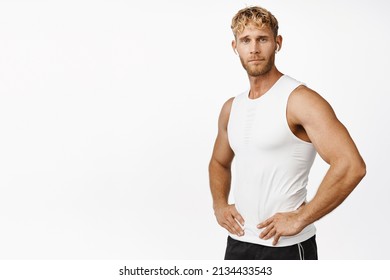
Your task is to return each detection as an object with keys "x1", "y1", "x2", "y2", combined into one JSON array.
[{"x1": 277, "y1": 75, "x2": 305, "y2": 100}]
